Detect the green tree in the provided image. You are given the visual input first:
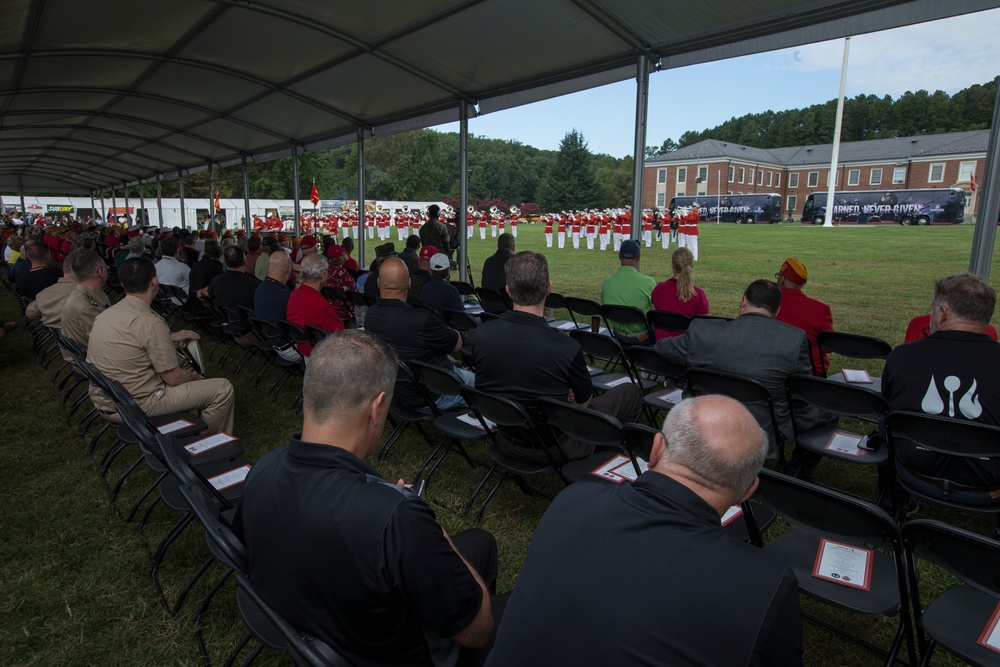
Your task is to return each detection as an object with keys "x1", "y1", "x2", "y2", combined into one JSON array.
[{"x1": 538, "y1": 130, "x2": 602, "y2": 211}]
